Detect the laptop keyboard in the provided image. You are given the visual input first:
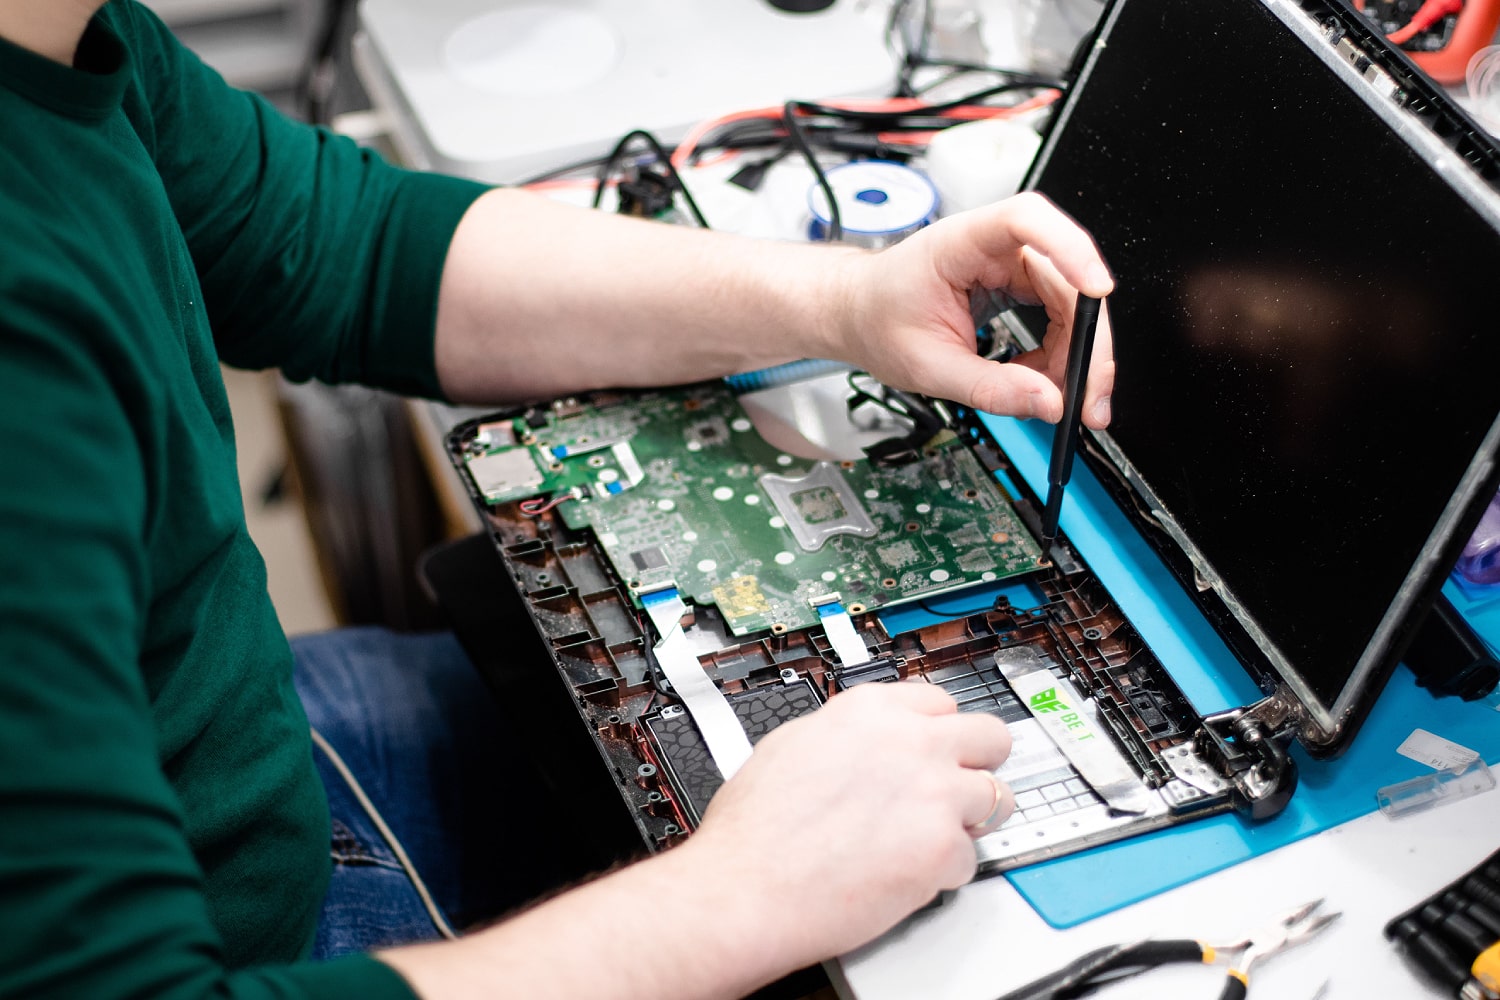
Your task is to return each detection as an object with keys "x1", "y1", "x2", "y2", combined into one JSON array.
[
  {"x1": 1008, "y1": 771, "x2": 1102, "y2": 823},
  {"x1": 926, "y1": 660, "x2": 1107, "y2": 826}
]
